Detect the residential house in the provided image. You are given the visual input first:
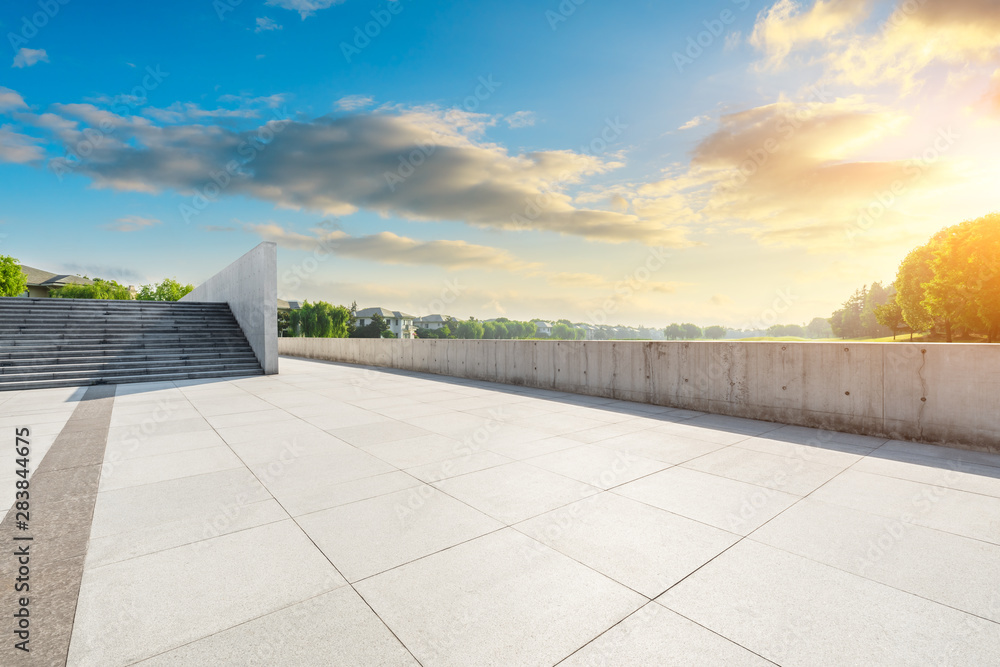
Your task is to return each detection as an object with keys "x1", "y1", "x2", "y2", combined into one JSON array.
[
  {"x1": 532, "y1": 320, "x2": 553, "y2": 337},
  {"x1": 18, "y1": 265, "x2": 95, "y2": 298},
  {"x1": 354, "y1": 307, "x2": 416, "y2": 339},
  {"x1": 413, "y1": 314, "x2": 453, "y2": 332}
]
